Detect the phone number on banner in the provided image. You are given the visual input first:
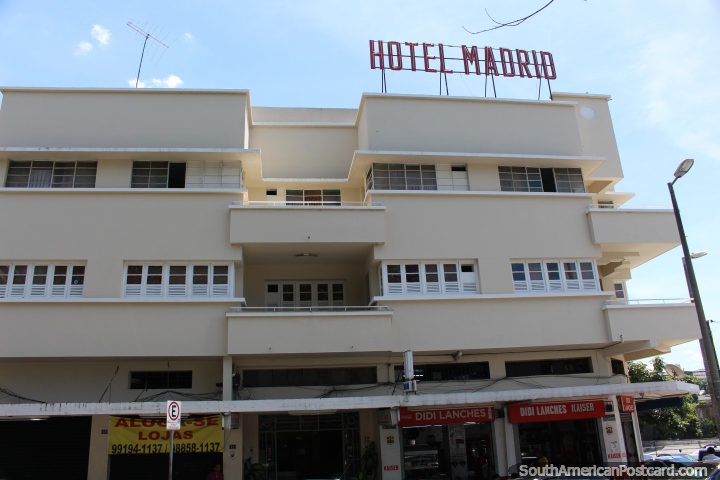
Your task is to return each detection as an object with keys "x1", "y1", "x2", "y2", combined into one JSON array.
[{"x1": 110, "y1": 442, "x2": 222, "y2": 455}]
